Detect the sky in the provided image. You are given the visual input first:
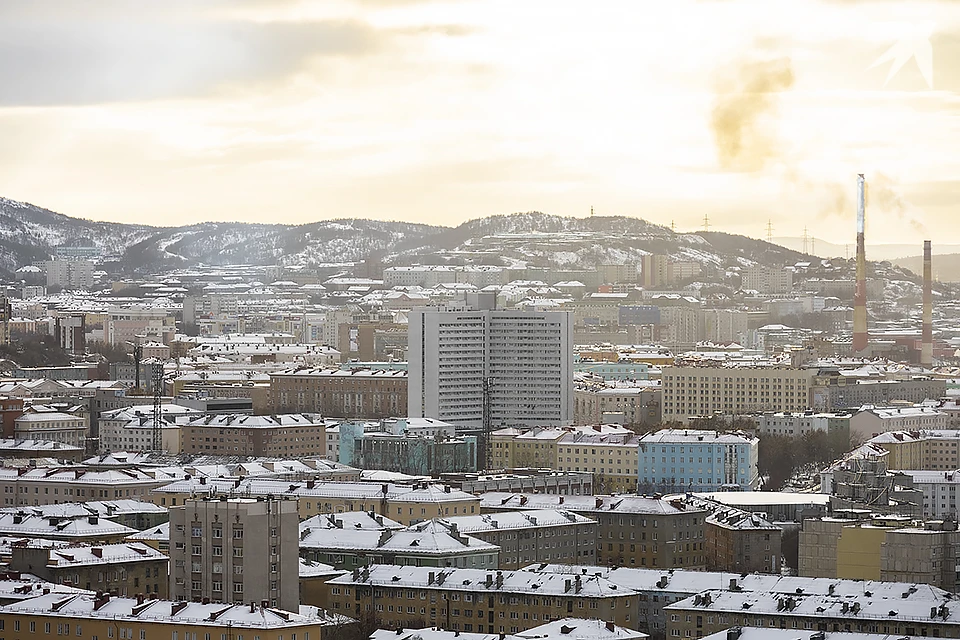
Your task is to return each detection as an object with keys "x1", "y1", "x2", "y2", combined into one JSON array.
[{"x1": 2, "y1": 0, "x2": 960, "y2": 244}]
